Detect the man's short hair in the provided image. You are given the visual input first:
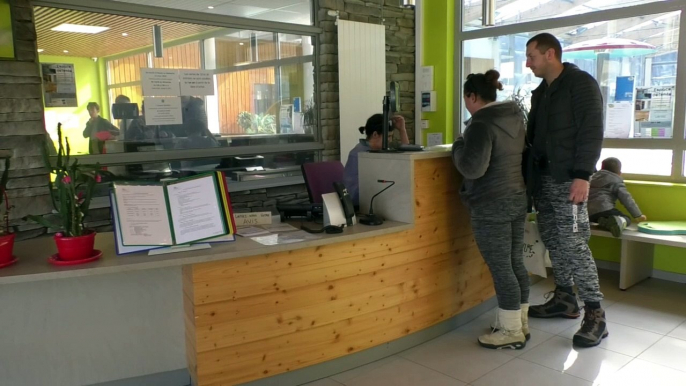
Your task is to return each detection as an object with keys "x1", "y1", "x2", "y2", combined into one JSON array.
[
  {"x1": 527, "y1": 33, "x2": 563, "y2": 61},
  {"x1": 601, "y1": 157, "x2": 622, "y2": 174}
]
